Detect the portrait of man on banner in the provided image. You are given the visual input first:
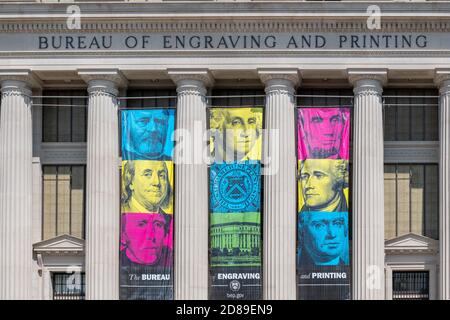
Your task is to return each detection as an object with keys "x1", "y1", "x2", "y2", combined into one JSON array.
[
  {"x1": 209, "y1": 107, "x2": 263, "y2": 163},
  {"x1": 121, "y1": 109, "x2": 175, "y2": 161},
  {"x1": 297, "y1": 211, "x2": 349, "y2": 267},
  {"x1": 298, "y1": 159, "x2": 349, "y2": 213},
  {"x1": 298, "y1": 108, "x2": 350, "y2": 160},
  {"x1": 121, "y1": 160, "x2": 174, "y2": 214},
  {"x1": 120, "y1": 212, "x2": 173, "y2": 268}
]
